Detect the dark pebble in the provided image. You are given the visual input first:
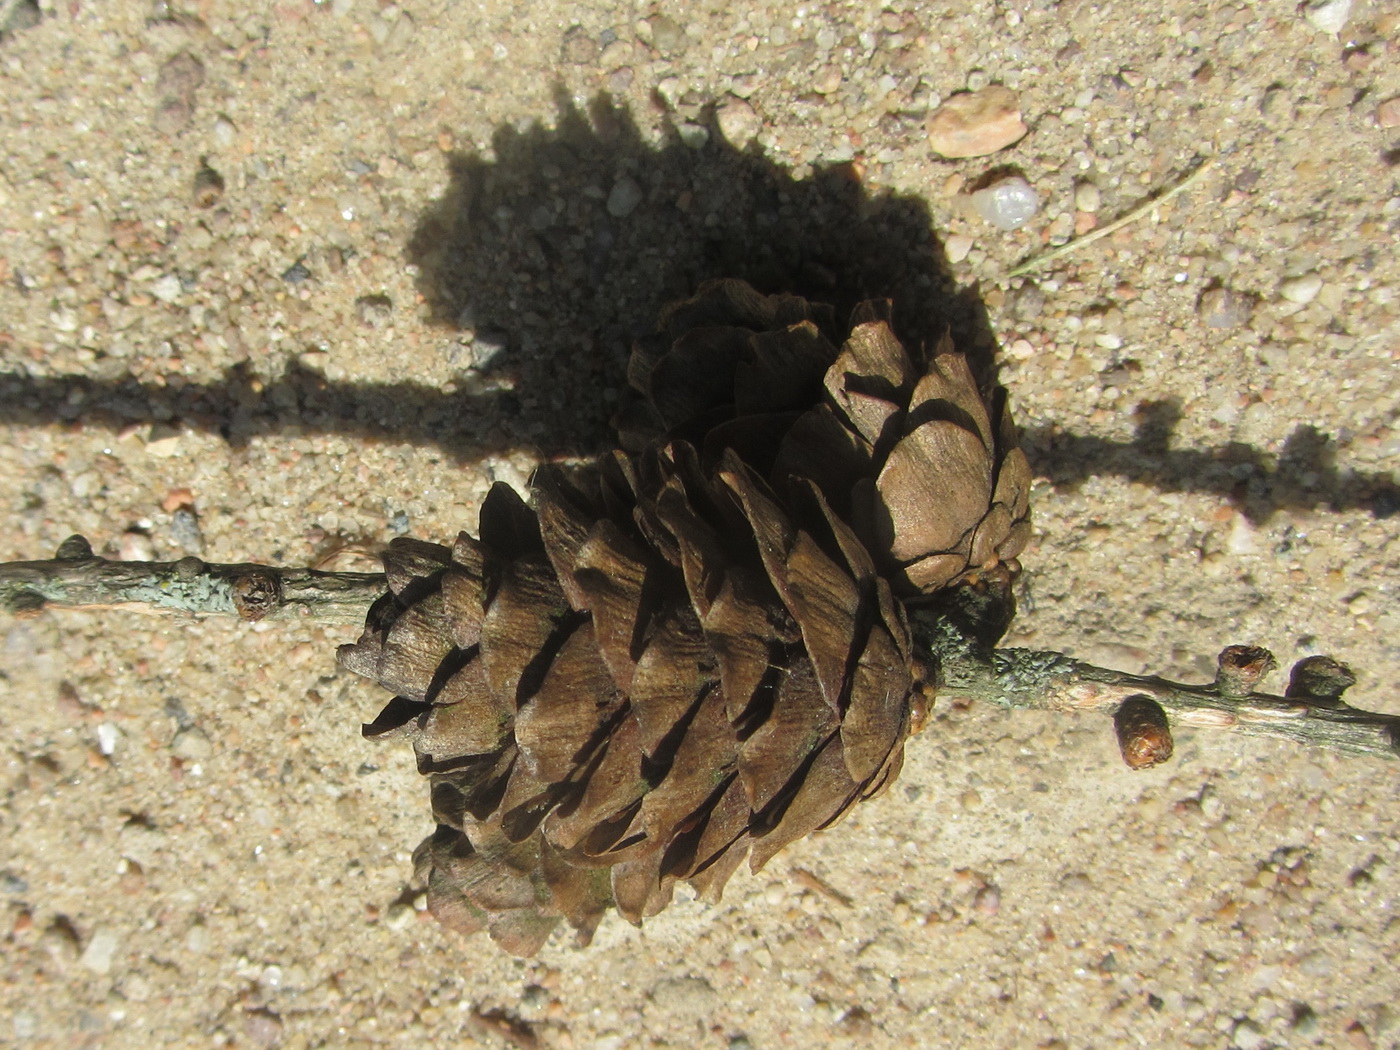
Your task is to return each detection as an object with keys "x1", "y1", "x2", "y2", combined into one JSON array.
[
  {"x1": 170, "y1": 508, "x2": 204, "y2": 555},
  {"x1": 193, "y1": 165, "x2": 225, "y2": 208},
  {"x1": 282, "y1": 259, "x2": 312, "y2": 283}
]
